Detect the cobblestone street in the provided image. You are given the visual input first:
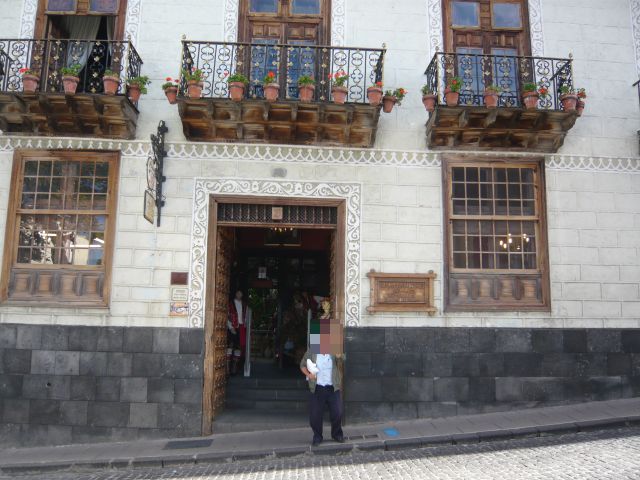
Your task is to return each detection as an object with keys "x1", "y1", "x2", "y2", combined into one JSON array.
[{"x1": 5, "y1": 427, "x2": 640, "y2": 480}]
